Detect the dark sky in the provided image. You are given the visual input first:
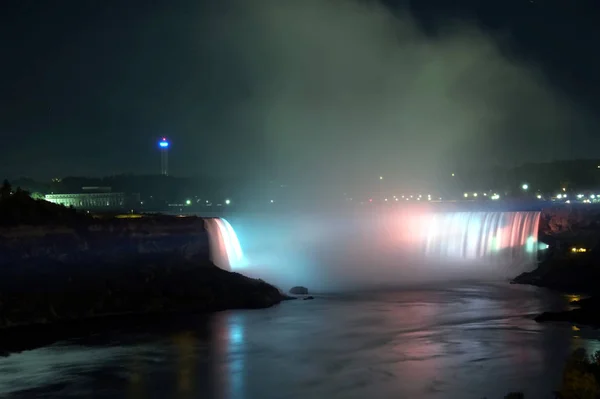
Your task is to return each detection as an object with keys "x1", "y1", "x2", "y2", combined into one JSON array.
[{"x1": 1, "y1": 0, "x2": 599, "y2": 187}]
